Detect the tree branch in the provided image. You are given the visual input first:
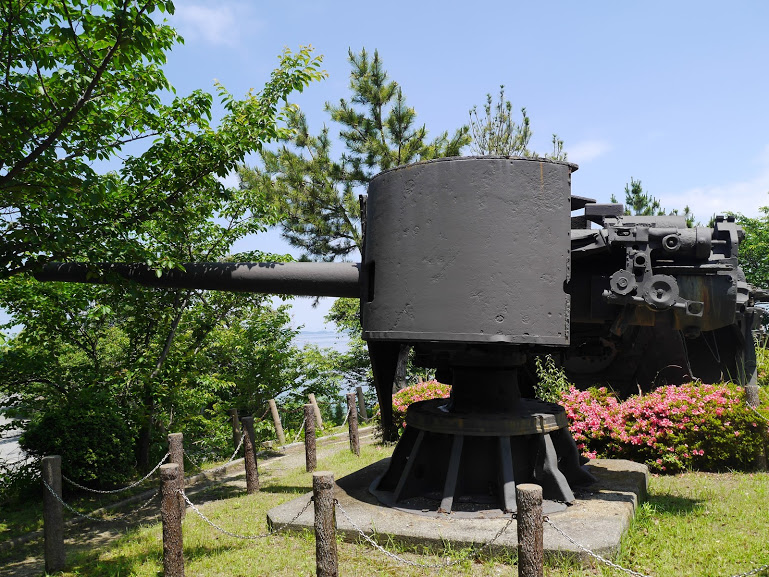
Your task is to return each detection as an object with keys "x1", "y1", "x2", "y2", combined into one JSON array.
[
  {"x1": 149, "y1": 291, "x2": 190, "y2": 380},
  {"x1": 0, "y1": 0, "x2": 153, "y2": 188}
]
